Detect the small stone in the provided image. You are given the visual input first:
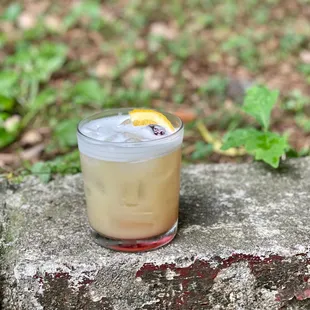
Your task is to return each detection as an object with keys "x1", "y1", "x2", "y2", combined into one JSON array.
[
  {"x1": 21, "y1": 130, "x2": 43, "y2": 146},
  {"x1": 44, "y1": 15, "x2": 62, "y2": 32},
  {"x1": 93, "y1": 59, "x2": 114, "y2": 78},
  {"x1": 18, "y1": 12, "x2": 36, "y2": 29},
  {"x1": 300, "y1": 51, "x2": 310, "y2": 64},
  {"x1": 149, "y1": 22, "x2": 178, "y2": 40}
]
